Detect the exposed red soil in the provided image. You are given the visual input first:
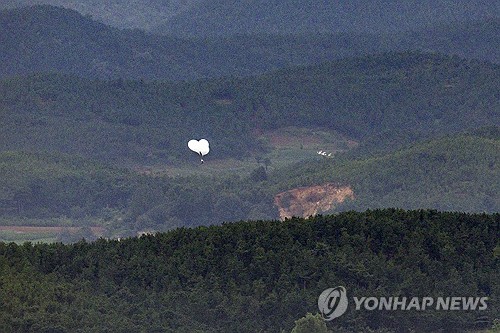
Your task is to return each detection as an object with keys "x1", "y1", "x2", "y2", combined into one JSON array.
[{"x1": 274, "y1": 183, "x2": 354, "y2": 220}]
